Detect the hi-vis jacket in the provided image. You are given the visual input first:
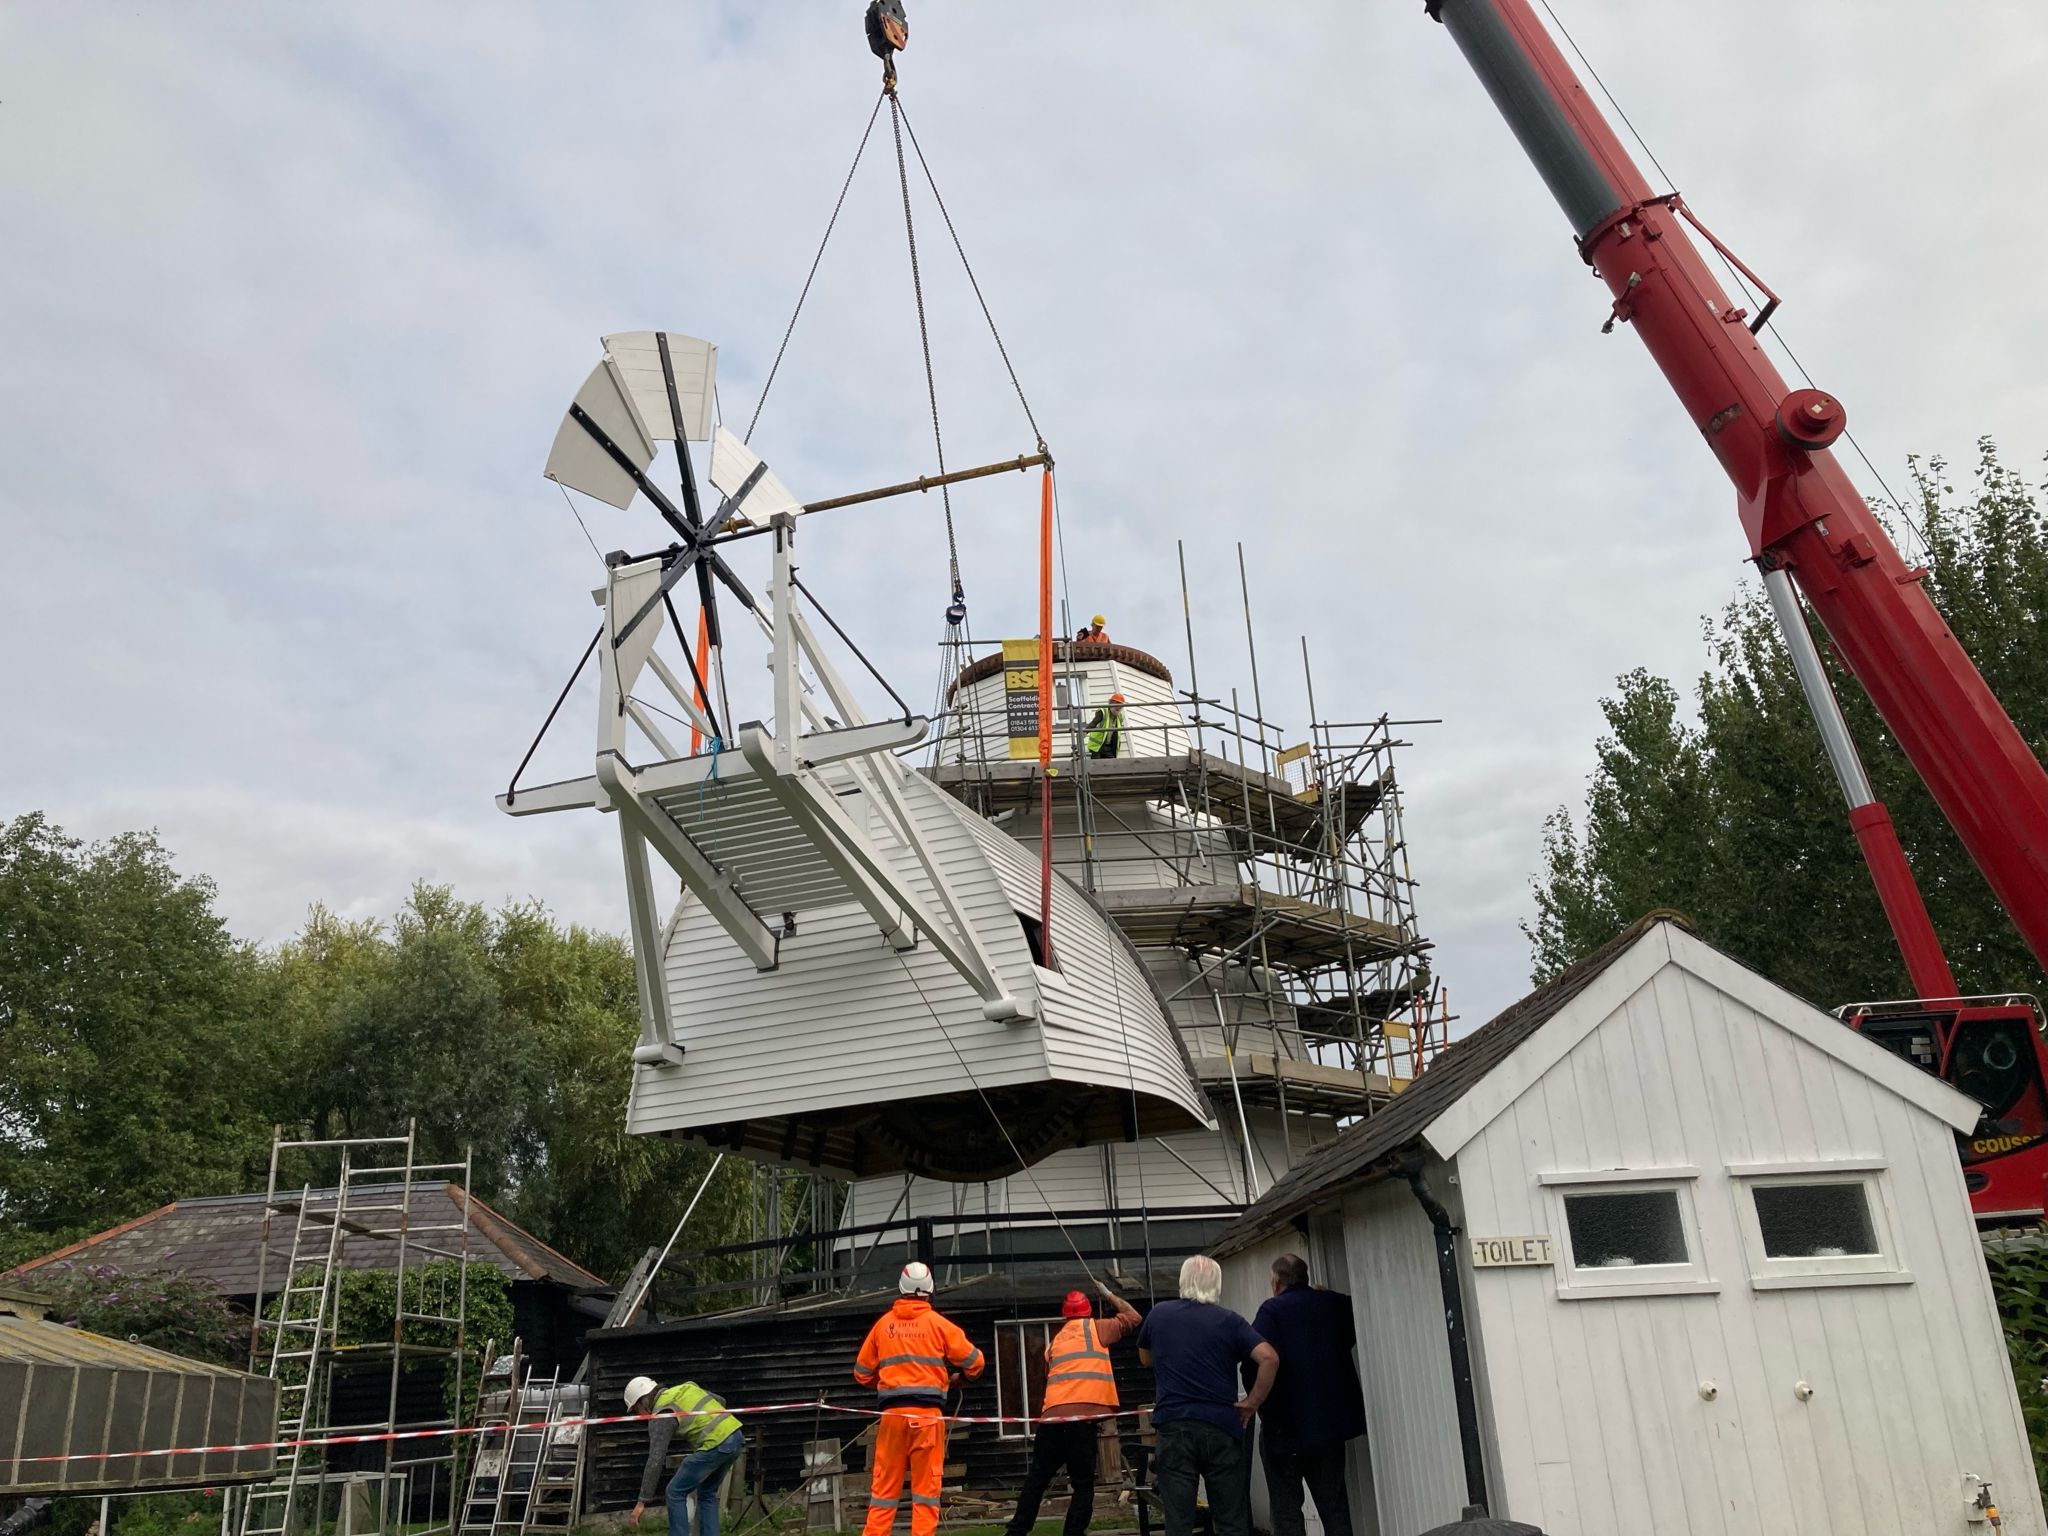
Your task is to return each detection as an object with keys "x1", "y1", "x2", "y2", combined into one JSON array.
[
  {"x1": 1041, "y1": 1317, "x2": 1120, "y2": 1414},
  {"x1": 653, "y1": 1381, "x2": 742, "y2": 1451},
  {"x1": 854, "y1": 1297, "x2": 985, "y2": 1409}
]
